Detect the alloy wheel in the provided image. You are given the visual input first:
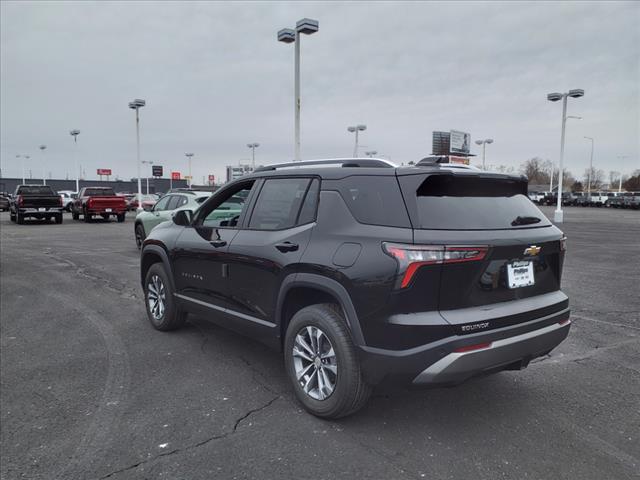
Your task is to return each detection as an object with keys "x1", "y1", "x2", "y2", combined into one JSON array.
[
  {"x1": 147, "y1": 274, "x2": 166, "y2": 321},
  {"x1": 292, "y1": 326, "x2": 338, "y2": 401}
]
